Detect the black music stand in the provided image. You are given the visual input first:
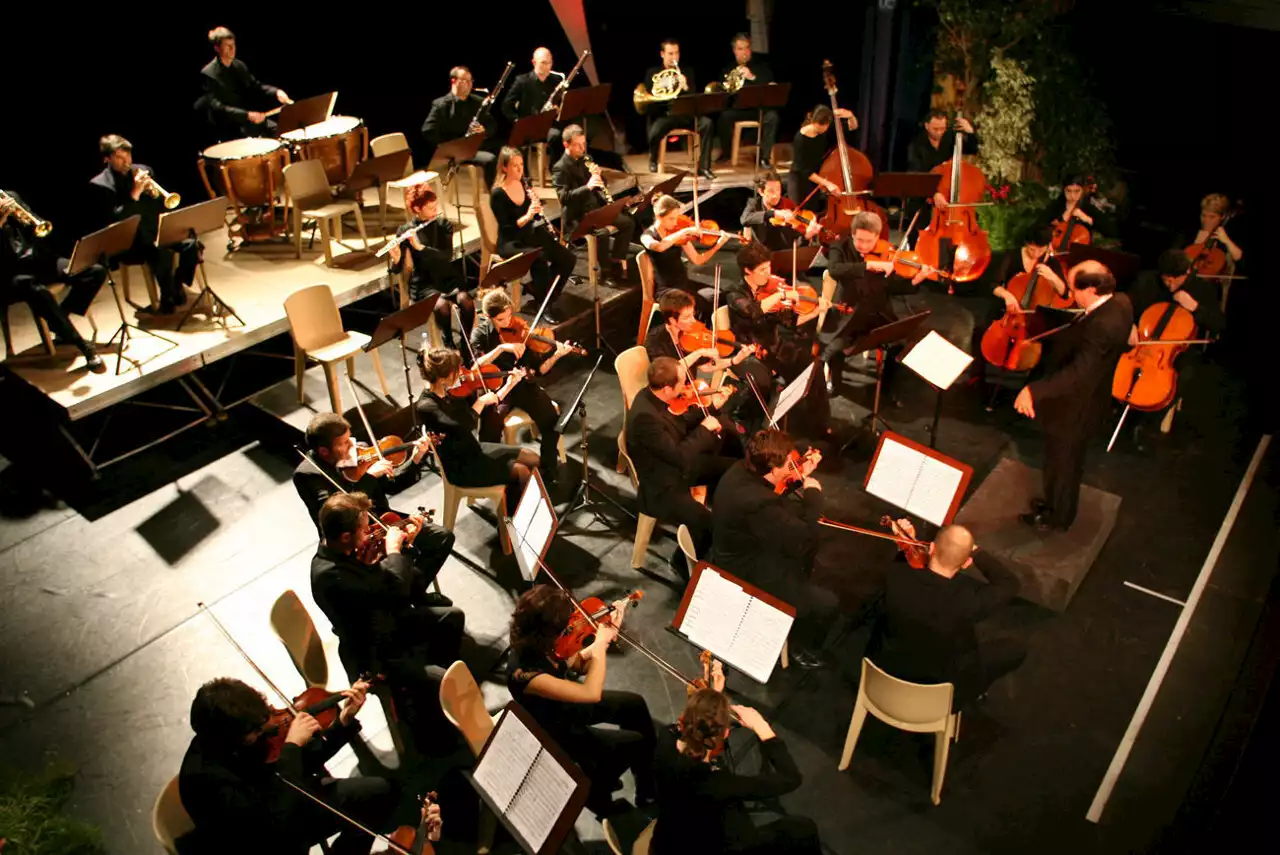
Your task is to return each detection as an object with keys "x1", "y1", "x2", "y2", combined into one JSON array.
[
  {"x1": 570, "y1": 198, "x2": 631, "y2": 354},
  {"x1": 276, "y1": 92, "x2": 337, "y2": 135},
  {"x1": 770, "y1": 246, "x2": 822, "y2": 278},
  {"x1": 872, "y1": 173, "x2": 942, "y2": 234},
  {"x1": 365, "y1": 293, "x2": 440, "y2": 418},
  {"x1": 557, "y1": 354, "x2": 632, "y2": 527},
  {"x1": 480, "y1": 249, "x2": 542, "y2": 303},
  {"x1": 158, "y1": 197, "x2": 243, "y2": 332},
  {"x1": 734, "y1": 83, "x2": 790, "y2": 174},
  {"x1": 434, "y1": 134, "x2": 487, "y2": 266},
  {"x1": 557, "y1": 83, "x2": 613, "y2": 146},
  {"x1": 843, "y1": 310, "x2": 932, "y2": 441},
  {"x1": 629, "y1": 171, "x2": 687, "y2": 217},
  {"x1": 336, "y1": 150, "x2": 414, "y2": 234},
  {"x1": 508, "y1": 111, "x2": 556, "y2": 150}
]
